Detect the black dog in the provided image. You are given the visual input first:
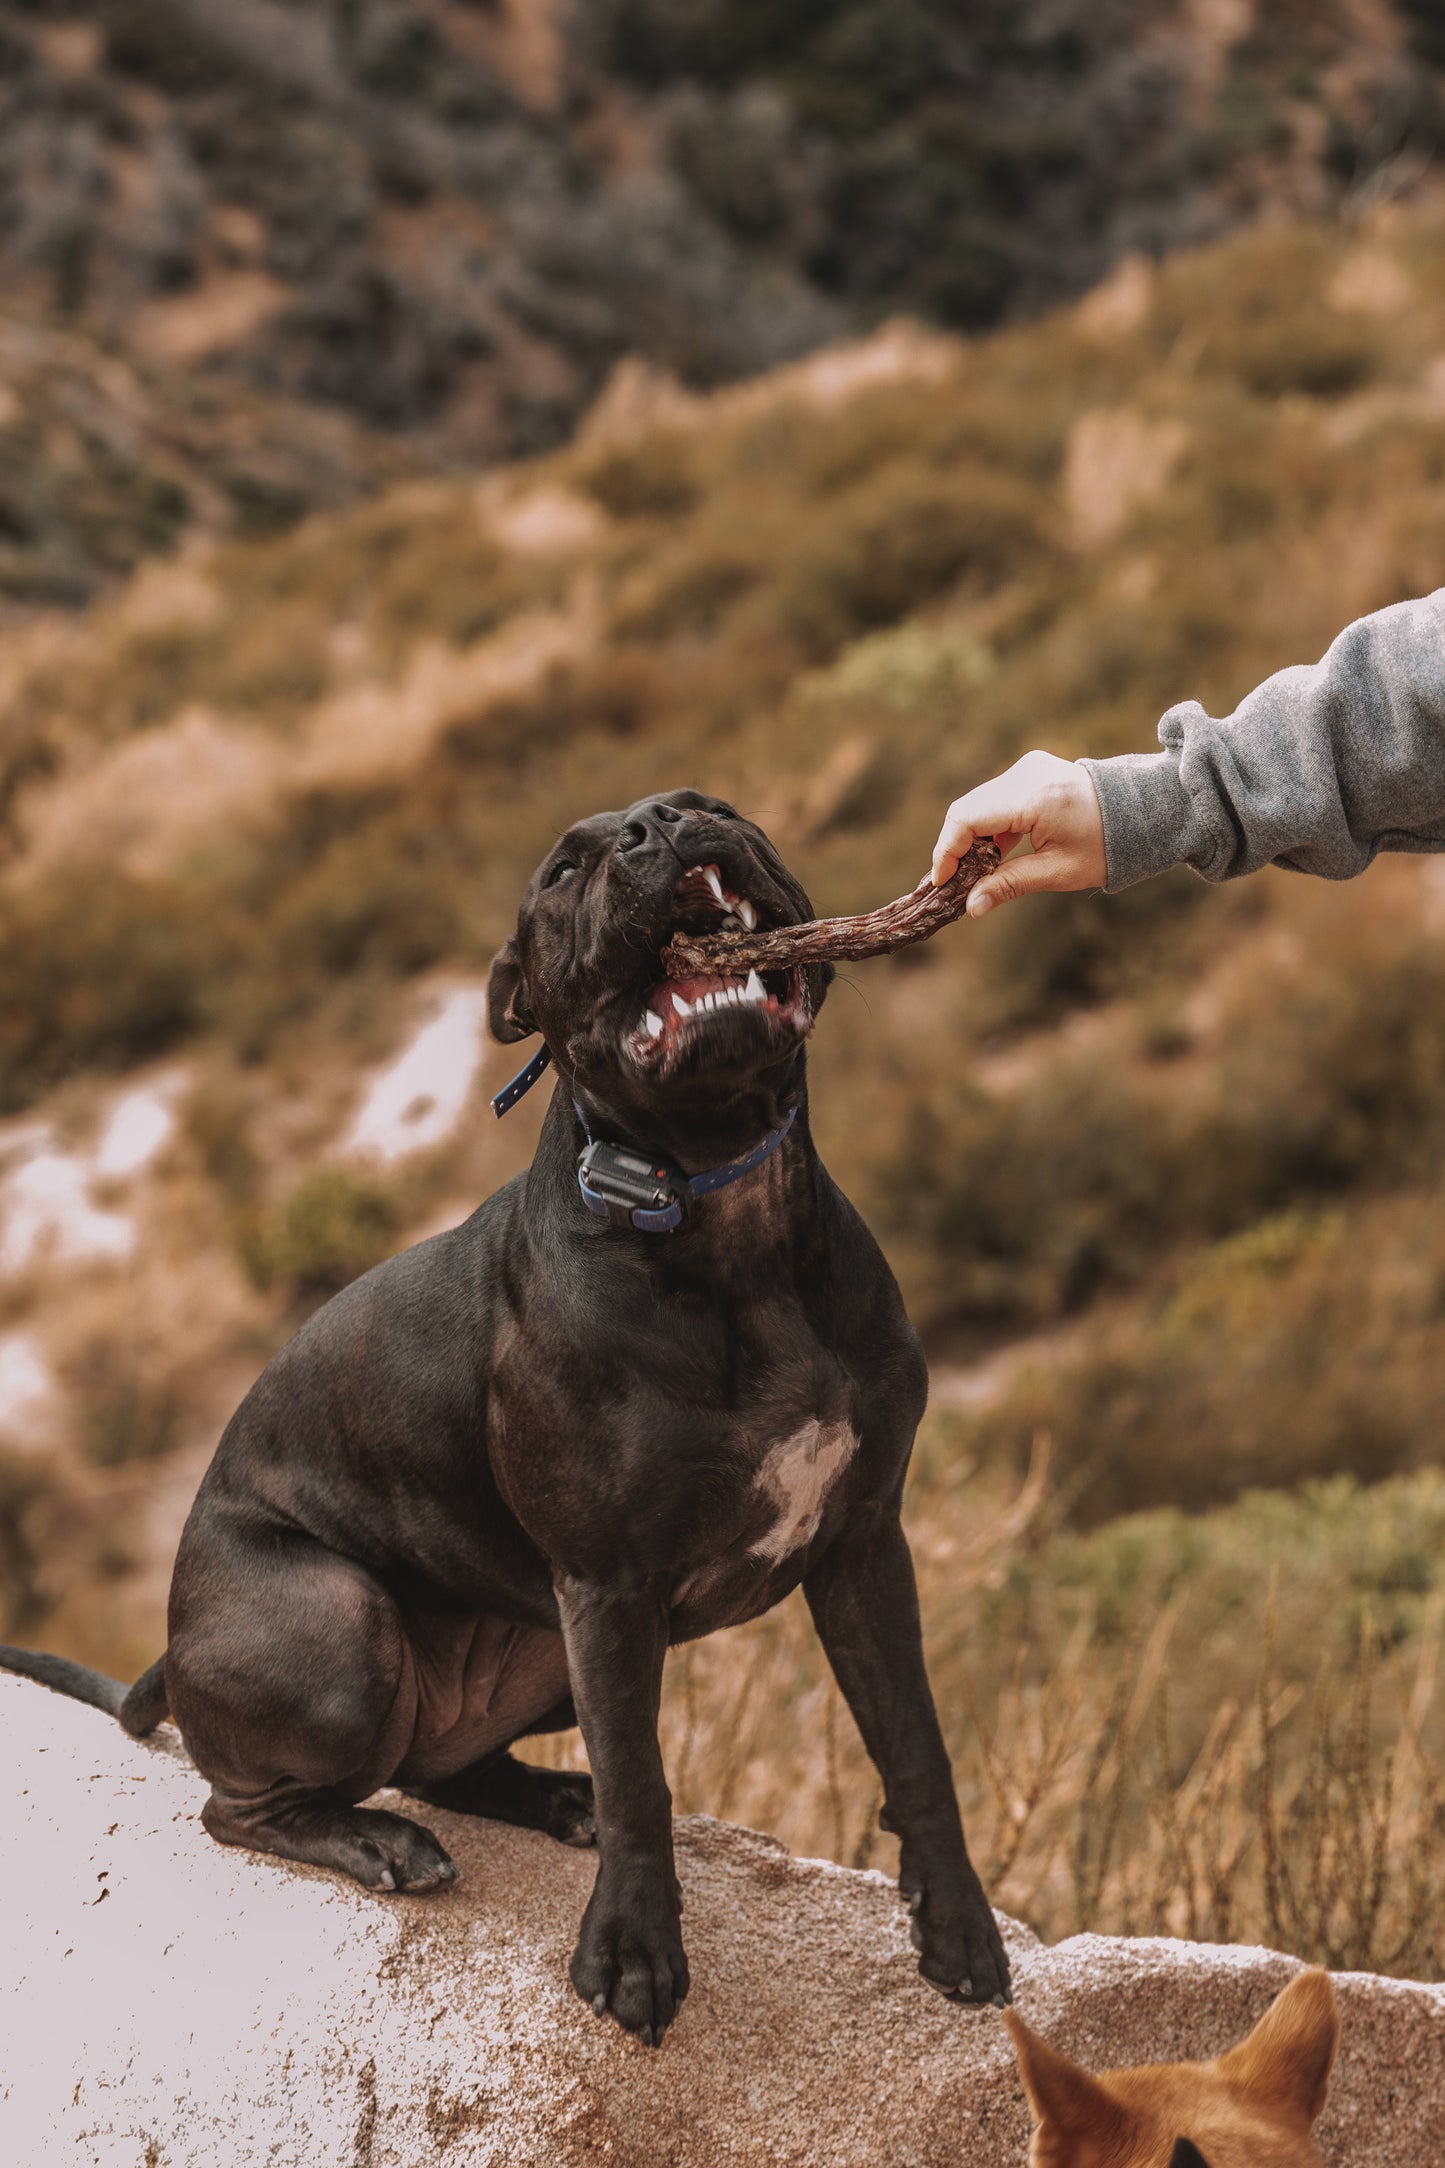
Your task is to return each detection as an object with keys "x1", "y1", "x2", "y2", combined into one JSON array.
[{"x1": 1, "y1": 789, "x2": 1010, "y2": 2041}]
